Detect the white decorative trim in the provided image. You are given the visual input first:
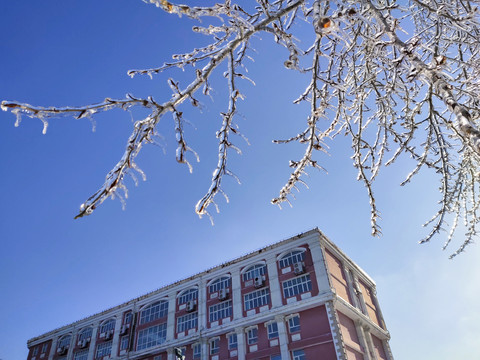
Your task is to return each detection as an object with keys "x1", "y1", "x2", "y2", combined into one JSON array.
[
  {"x1": 260, "y1": 305, "x2": 269, "y2": 312},
  {"x1": 291, "y1": 333, "x2": 301, "y2": 341},
  {"x1": 270, "y1": 339, "x2": 279, "y2": 347},
  {"x1": 300, "y1": 292, "x2": 312, "y2": 300},
  {"x1": 287, "y1": 297, "x2": 297, "y2": 304},
  {"x1": 282, "y1": 267, "x2": 292, "y2": 274},
  {"x1": 276, "y1": 247, "x2": 307, "y2": 261},
  {"x1": 249, "y1": 345, "x2": 258, "y2": 352},
  {"x1": 240, "y1": 260, "x2": 267, "y2": 275}
]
